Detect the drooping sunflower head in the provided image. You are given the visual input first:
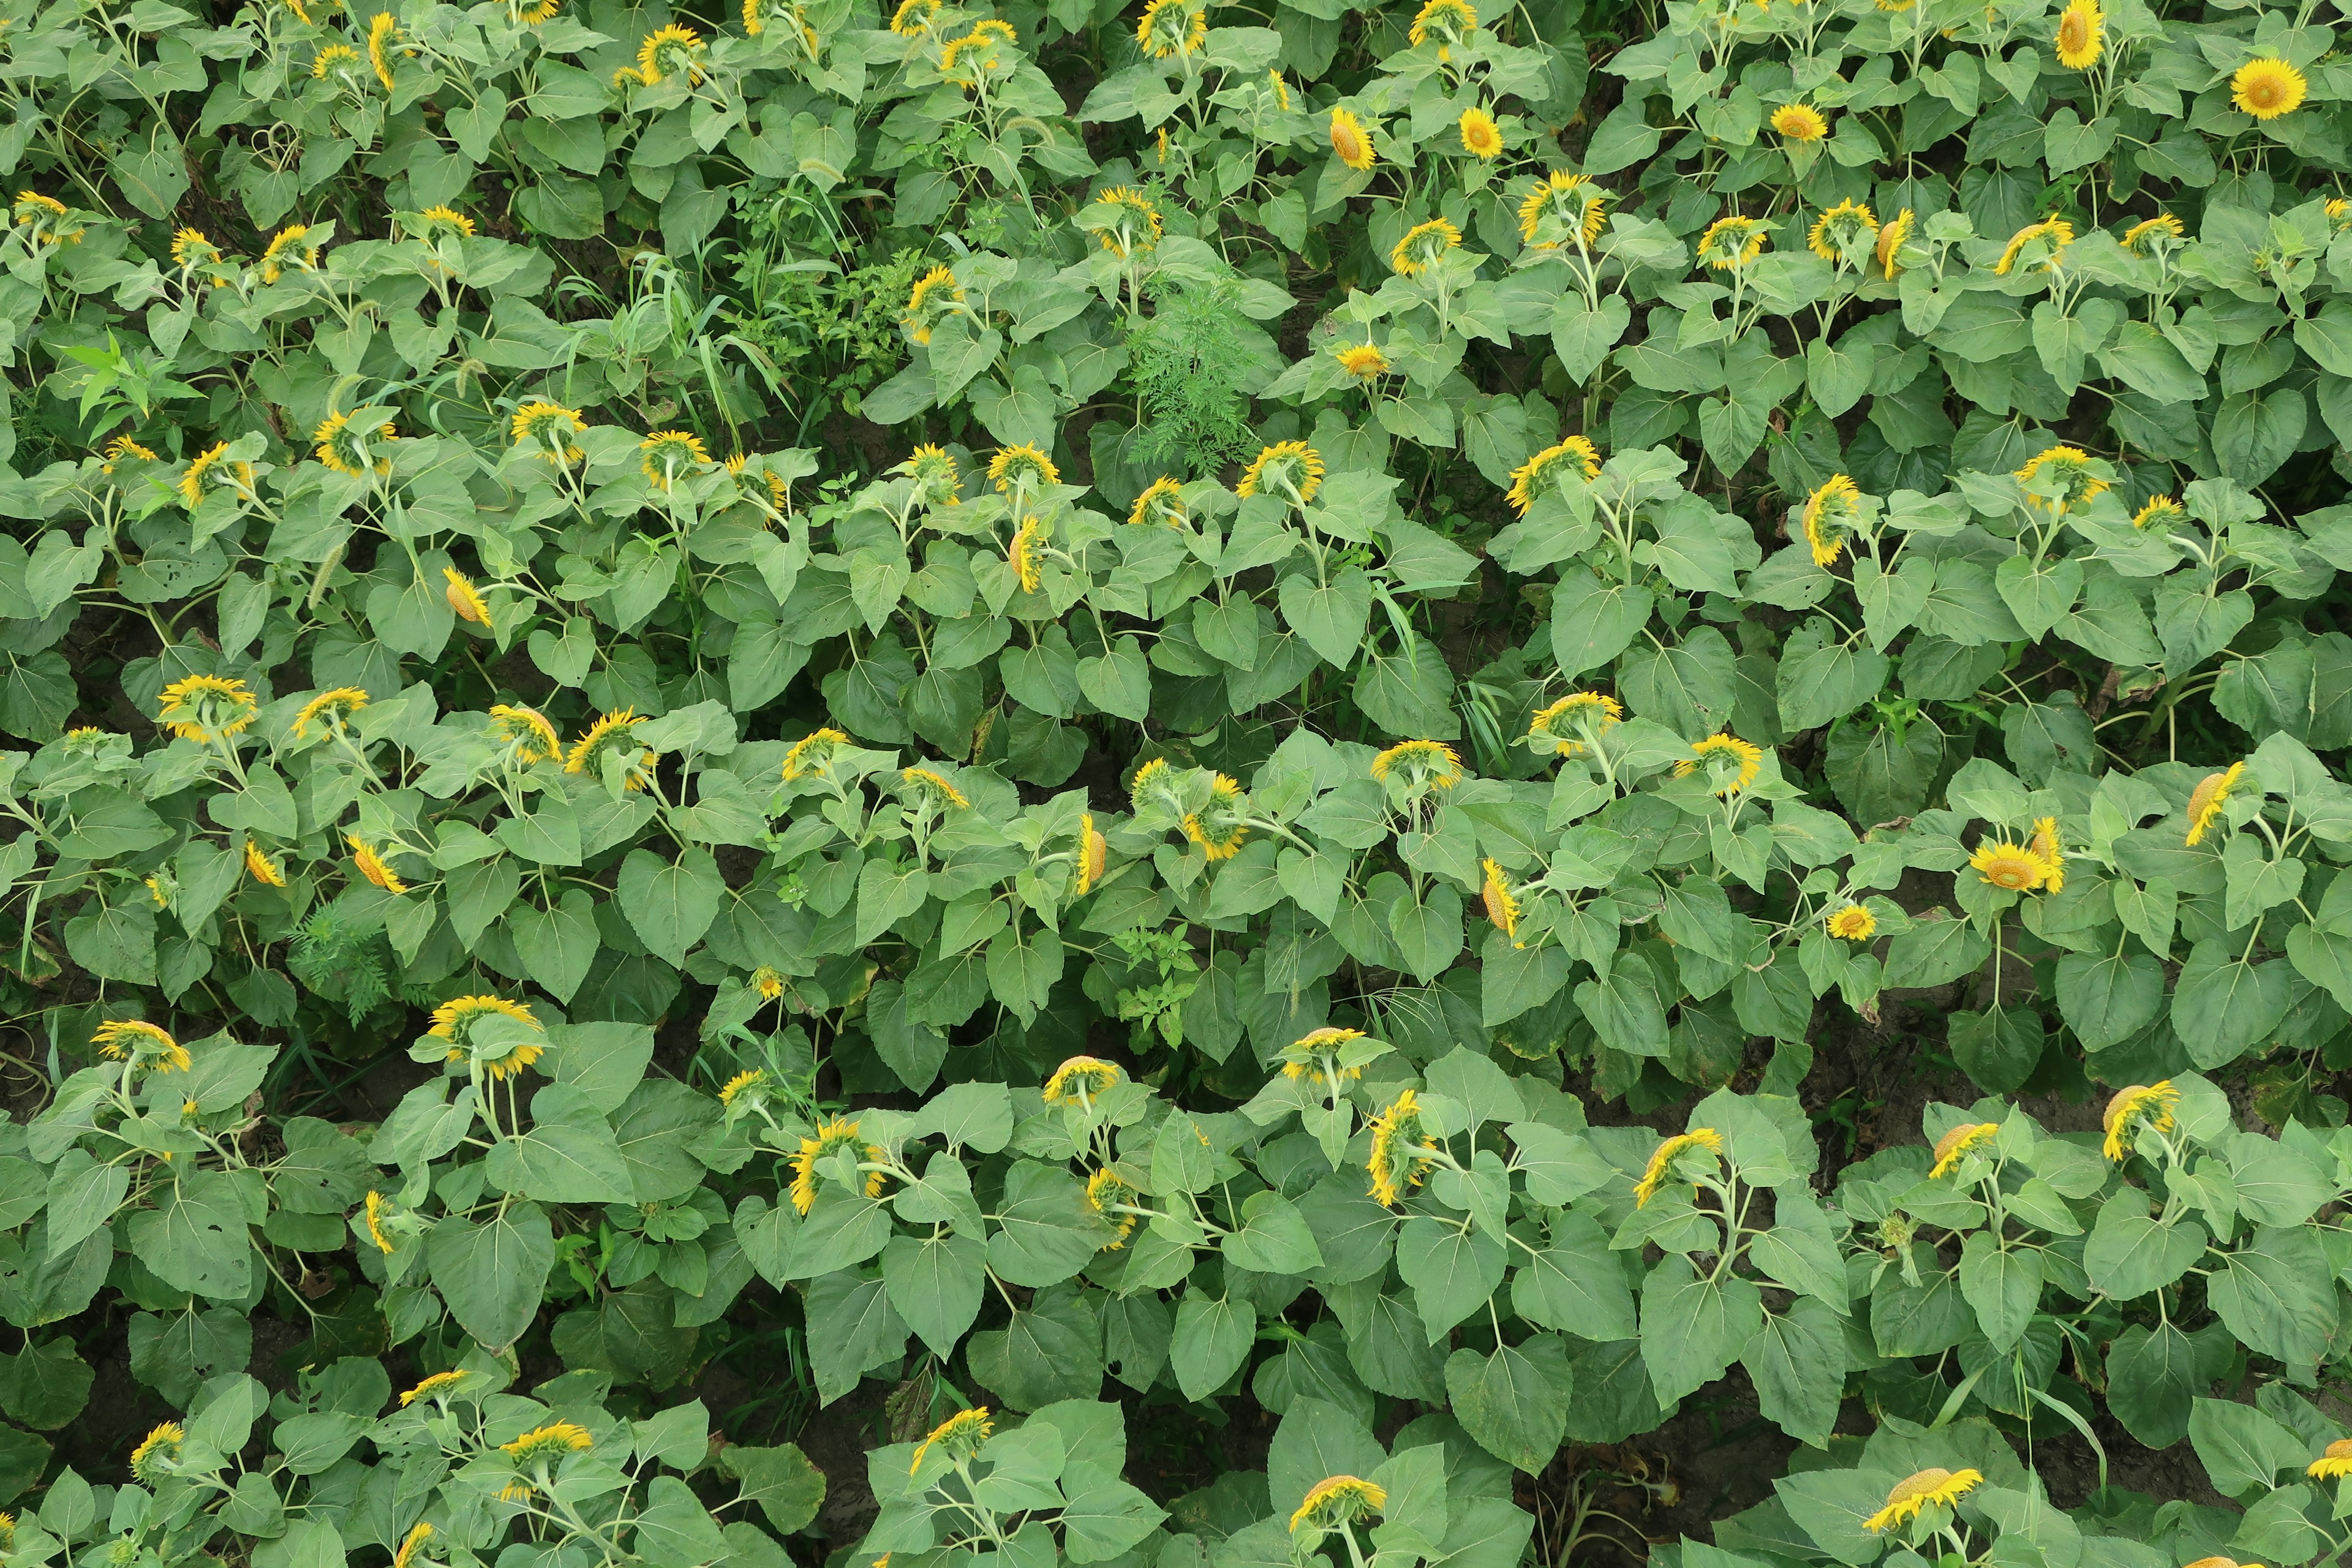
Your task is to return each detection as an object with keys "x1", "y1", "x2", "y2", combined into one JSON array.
[
  {"x1": 1875, "y1": 208, "x2": 1913, "y2": 278},
  {"x1": 1280, "y1": 1027, "x2": 1368, "y2": 1085},
  {"x1": 1517, "y1": 170, "x2": 1608, "y2": 250},
  {"x1": 488, "y1": 703, "x2": 563, "y2": 763},
  {"x1": 1633, "y1": 1126, "x2": 1724, "y2": 1206},
  {"x1": 294, "y1": 685, "x2": 369, "y2": 738},
  {"x1": 788, "y1": 1117, "x2": 878, "y2": 1213},
  {"x1": 1697, "y1": 214, "x2": 1768, "y2": 270},
  {"x1": 170, "y1": 228, "x2": 221, "y2": 270},
  {"x1": 1770, "y1": 102, "x2": 1828, "y2": 141},
  {"x1": 2233, "y1": 56, "x2": 2306, "y2": 119},
  {"x1": 1008, "y1": 516, "x2": 1046, "y2": 594},
  {"x1": 1128, "y1": 475, "x2": 1187, "y2": 529},
  {"x1": 900, "y1": 765, "x2": 970, "y2": 811},
  {"x1": 399, "y1": 1370, "x2": 470, "y2": 1408},
  {"x1": 130, "y1": 1422, "x2": 185, "y2": 1483},
  {"x1": 1389, "y1": 217, "x2": 1462, "y2": 277},
  {"x1": 1994, "y1": 214, "x2": 2076, "y2": 276},
  {"x1": 720, "y1": 1068, "x2": 770, "y2": 1110},
  {"x1": 1335, "y1": 342, "x2": 1390, "y2": 381},
  {"x1": 1044, "y1": 1053, "x2": 1124, "y2": 1104},
  {"x1": 1329, "y1": 107, "x2": 1376, "y2": 170},
  {"x1": 636, "y1": 22, "x2": 706, "y2": 83},
  {"x1": 1237, "y1": 440, "x2": 1325, "y2": 506},
  {"x1": 889, "y1": 0, "x2": 940, "y2": 31},
  {"x1": 503, "y1": 1423, "x2": 594, "y2": 1465},
  {"x1": 428, "y1": 993, "x2": 541, "y2": 1050},
  {"x1": 782, "y1": 726, "x2": 850, "y2": 783},
  {"x1": 245, "y1": 838, "x2": 288, "y2": 888},
  {"x1": 1085, "y1": 1167, "x2": 1139, "y2": 1248},
  {"x1": 1507, "y1": 435, "x2": 1602, "y2": 513},
  {"x1": 1803, "y1": 473, "x2": 1863, "y2": 566},
  {"x1": 989, "y1": 441, "x2": 1060, "y2": 496},
  {"x1": 2053, "y1": 0, "x2": 2101, "y2": 68},
  {"x1": 1480, "y1": 858, "x2": 1520, "y2": 940},
  {"x1": 1182, "y1": 773, "x2": 1250, "y2": 861},
  {"x1": 938, "y1": 19, "x2": 1016, "y2": 81},
  {"x1": 1129, "y1": 755, "x2": 1175, "y2": 808},
  {"x1": 1093, "y1": 185, "x2": 1164, "y2": 257},
  {"x1": 1969, "y1": 837, "x2": 2055, "y2": 893},
  {"x1": 1674, "y1": 732, "x2": 1764, "y2": 795},
  {"x1": 1074, "y1": 813, "x2": 1109, "y2": 895},
  {"x1": 363, "y1": 1189, "x2": 397, "y2": 1253},
  {"x1": 178, "y1": 442, "x2": 257, "y2": 509},
  {"x1": 2132, "y1": 494, "x2": 2184, "y2": 530},
  {"x1": 1372, "y1": 737, "x2": 1464, "y2": 791},
  {"x1": 1807, "y1": 198, "x2": 1877, "y2": 265},
  {"x1": 2185, "y1": 760, "x2": 2246, "y2": 845},
  {"x1": 1928, "y1": 1121, "x2": 2000, "y2": 1178},
  {"x1": 1458, "y1": 106, "x2": 1502, "y2": 159},
  {"x1": 1366, "y1": 1088, "x2": 1439, "y2": 1206},
  {"x1": 12, "y1": 190, "x2": 80, "y2": 245},
  {"x1": 1527, "y1": 690, "x2": 1623, "y2": 756},
  {"x1": 100, "y1": 435, "x2": 159, "y2": 473},
  {"x1": 314, "y1": 42, "x2": 362, "y2": 78},
  {"x1": 2119, "y1": 213, "x2": 2185, "y2": 257},
  {"x1": 639, "y1": 429, "x2": 710, "y2": 489},
  {"x1": 365, "y1": 9, "x2": 399, "y2": 86},
  {"x1": 511, "y1": 401, "x2": 587, "y2": 462},
  {"x1": 903, "y1": 265, "x2": 963, "y2": 345},
  {"x1": 417, "y1": 205, "x2": 475, "y2": 238},
  {"x1": 313, "y1": 409, "x2": 396, "y2": 477},
  {"x1": 1407, "y1": 0, "x2": 1476, "y2": 55},
  {"x1": 1863, "y1": 1468, "x2": 1984, "y2": 1533},
  {"x1": 900, "y1": 442, "x2": 963, "y2": 507},
  {"x1": 391, "y1": 1523, "x2": 434, "y2": 1568},
  {"x1": 1826, "y1": 902, "x2": 1877, "y2": 941},
  {"x1": 909, "y1": 1408, "x2": 993, "y2": 1474},
  {"x1": 94, "y1": 1019, "x2": 193, "y2": 1074},
  {"x1": 2101, "y1": 1080, "x2": 2179, "y2": 1160},
  {"x1": 1134, "y1": 0, "x2": 1205, "y2": 58},
  {"x1": 567, "y1": 709, "x2": 655, "y2": 789},
  {"x1": 1265, "y1": 68, "x2": 1291, "y2": 110},
  {"x1": 157, "y1": 674, "x2": 260, "y2": 744},
  {"x1": 2013, "y1": 443, "x2": 2108, "y2": 512},
  {"x1": 2030, "y1": 815, "x2": 2065, "y2": 892},
  {"x1": 260, "y1": 223, "x2": 320, "y2": 283},
  {"x1": 1290, "y1": 1476, "x2": 1388, "y2": 1536}
]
